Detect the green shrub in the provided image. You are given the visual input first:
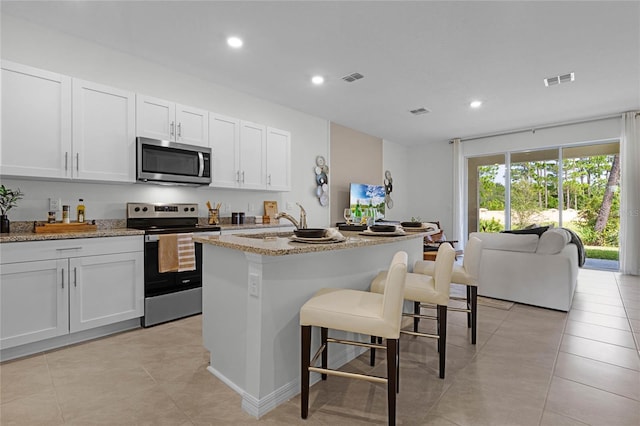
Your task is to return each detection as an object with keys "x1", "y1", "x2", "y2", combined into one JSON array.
[{"x1": 479, "y1": 218, "x2": 504, "y2": 233}]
